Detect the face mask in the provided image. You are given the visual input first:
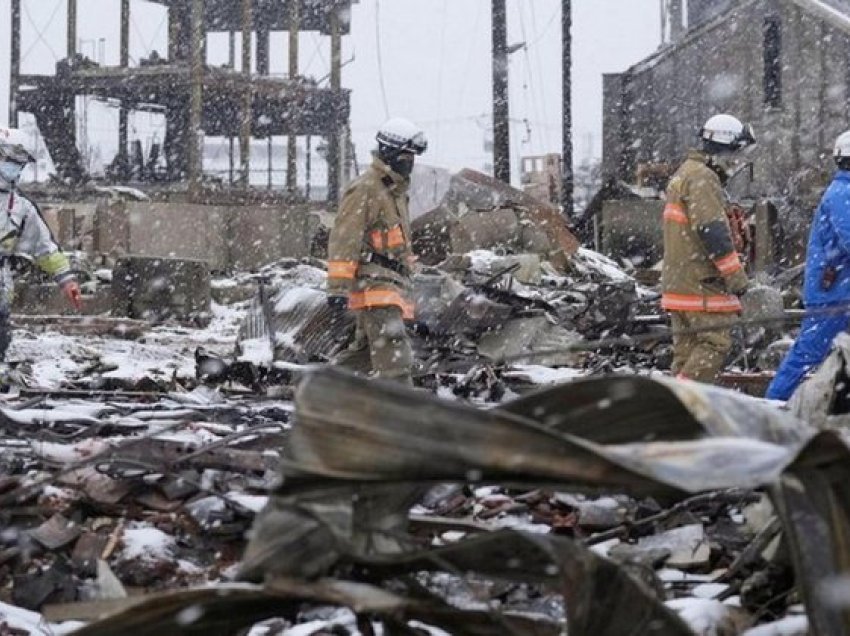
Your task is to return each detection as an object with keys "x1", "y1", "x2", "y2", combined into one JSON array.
[
  {"x1": 0, "y1": 161, "x2": 24, "y2": 187},
  {"x1": 709, "y1": 153, "x2": 749, "y2": 186},
  {"x1": 388, "y1": 153, "x2": 415, "y2": 179}
]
